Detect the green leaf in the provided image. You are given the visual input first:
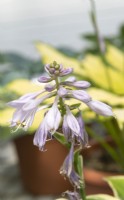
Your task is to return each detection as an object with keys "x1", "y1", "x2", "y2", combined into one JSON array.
[
  {"x1": 105, "y1": 176, "x2": 124, "y2": 200},
  {"x1": 54, "y1": 132, "x2": 70, "y2": 148},
  {"x1": 87, "y1": 194, "x2": 119, "y2": 200}
]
